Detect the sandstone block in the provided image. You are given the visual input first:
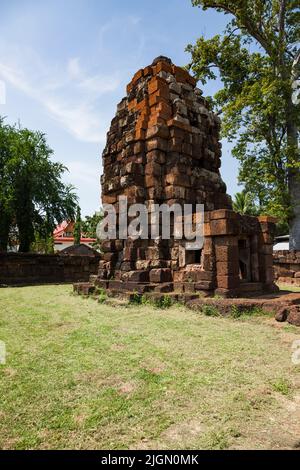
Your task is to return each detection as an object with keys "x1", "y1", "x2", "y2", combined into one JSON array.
[
  {"x1": 217, "y1": 276, "x2": 239, "y2": 289},
  {"x1": 149, "y1": 268, "x2": 172, "y2": 283},
  {"x1": 216, "y1": 261, "x2": 239, "y2": 277},
  {"x1": 124, "y1": 271, "x2": 150, "y2": 283},
  {"x1": 146, "y1": 138, "x2": 168, "y2": 152},
  {"x1": 287, "y1": 307, "x2": 300, "y2": 326}
]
